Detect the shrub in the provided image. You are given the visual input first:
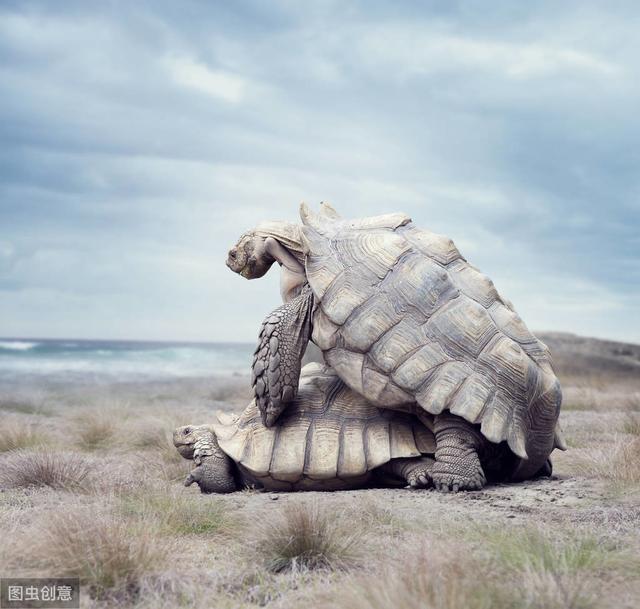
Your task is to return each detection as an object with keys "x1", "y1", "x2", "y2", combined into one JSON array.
[
  {"x1": 0, "y1": 421, "x2": 47, "y2": 453},
  {"x1": 255, "y1": 501, "x2": 360, "y2": 573},
  {"x1": 0, "y1": 450, "x2": 92, "y2": 490},
  {"x1": 74, "y1": 411, "x2": 118, "y2": 450},
  {"x1": 22, "y1": 509, "x2": 171, "y2": 601}
]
